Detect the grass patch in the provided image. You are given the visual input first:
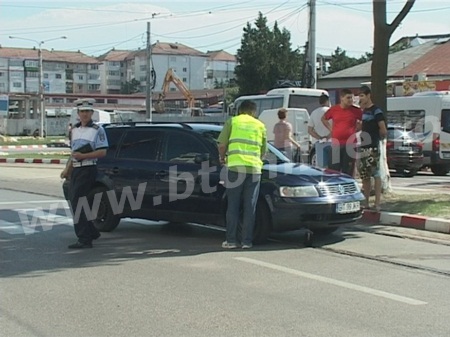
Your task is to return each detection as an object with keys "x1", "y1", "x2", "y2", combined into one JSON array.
[
  {"x1": 0, "y1": 152, "x2": 70, "y2": 159},
  {"x1": 0, "y1": 136, "x2": 66, "y2": 146},
  {"x1": 376, "y1": 193, "x2": 450, "y2": 219}
]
